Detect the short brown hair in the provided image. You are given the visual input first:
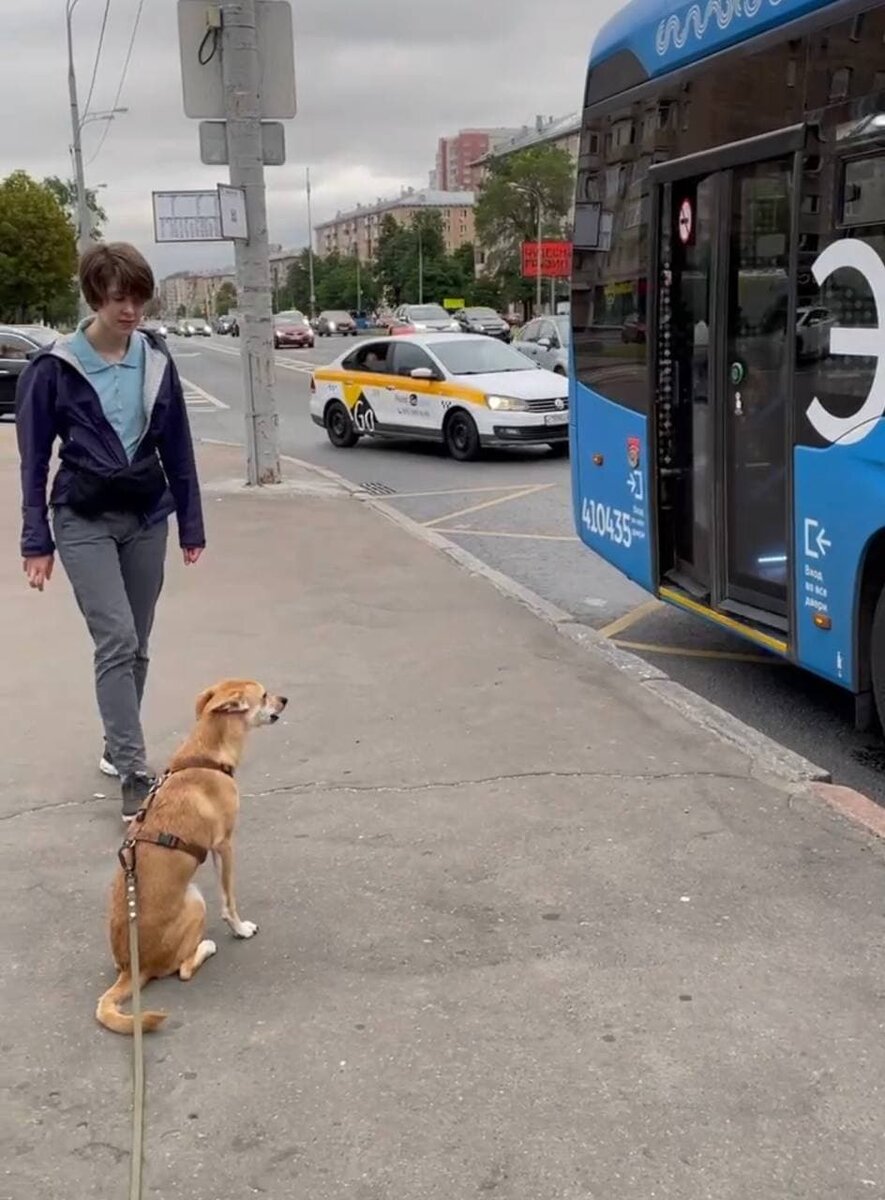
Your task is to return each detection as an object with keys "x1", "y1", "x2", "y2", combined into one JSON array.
[{"x1": 79, "y1": 242, "x2": 155, "y2": 309}]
